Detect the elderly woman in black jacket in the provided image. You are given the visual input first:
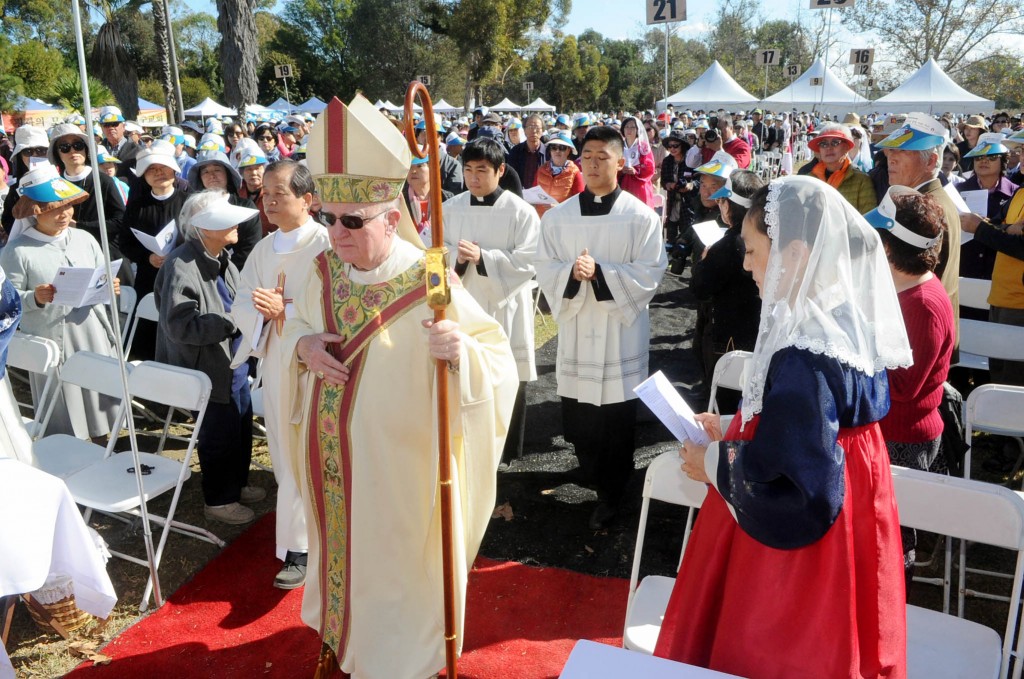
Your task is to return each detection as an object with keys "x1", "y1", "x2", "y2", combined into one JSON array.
[
  {"x1": 154, "y1": 189, "x2": 265, "y2": 525},
  {"x1": 187, "y1": 150, "x2": 262, "y2": 271}
]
